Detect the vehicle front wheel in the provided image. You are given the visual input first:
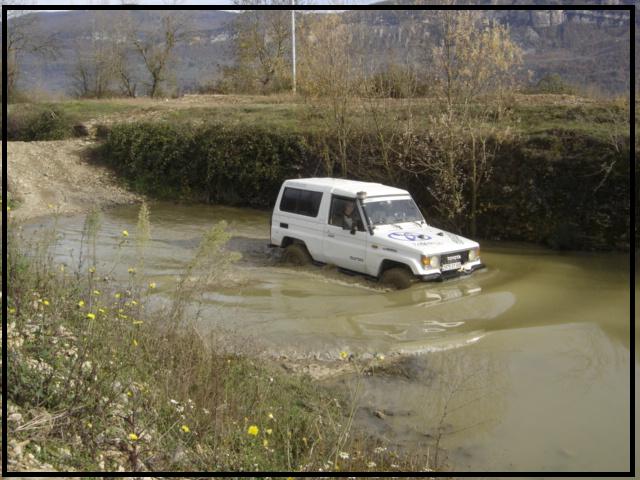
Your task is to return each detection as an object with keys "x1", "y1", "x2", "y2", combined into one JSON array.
[
  {"x1": 380, "y1": 267, "x2": 414, "y2": 290},
  {"x1": 282, "y1": 243, "x2": 313, "y2": 266}
]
